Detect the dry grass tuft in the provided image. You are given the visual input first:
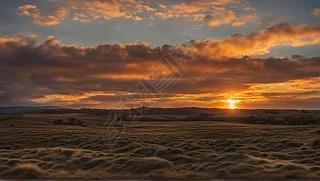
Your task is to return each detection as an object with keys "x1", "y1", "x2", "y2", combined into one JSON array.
[
  {"x1": 71, "y1": 150, "x2": 85, "y2": 158},
  {"x1": 36, "y1": 148, "x2": 46, "y2": 154},
  {"x1": 5, "y1": 163, "x2": 43, "y2": 178}
]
